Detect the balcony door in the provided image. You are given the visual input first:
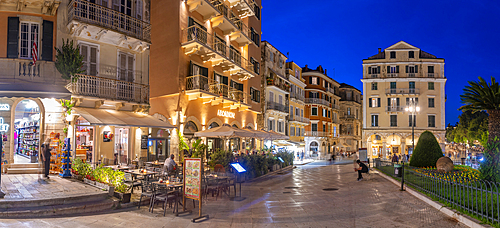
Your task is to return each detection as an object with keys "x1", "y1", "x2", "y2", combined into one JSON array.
[
  {"x1": 80, "y1": 43, "x2": 98, "y2": 76},
  {"x1": 189, "y1": 62, "x2": 208, "y2": 91},
  {"x1": 117, "y1": 52, "x2": 135, "y2": 101}
]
